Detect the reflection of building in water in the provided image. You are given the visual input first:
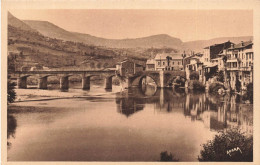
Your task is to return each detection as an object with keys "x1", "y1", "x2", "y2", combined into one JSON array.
[
  {"x1": 115, "y1": 87, "x2": 253, "y2": 134},
  {"x1": 115, "y1": 89, "x2": 146, "y2": 117},
  {"x1": 154, "y1": 88, "x2": 185, "y2": 113},
  {"x1": 183, "y1": 93, "x2": 253, "y2": 135},
  {"x1": 116, "y1": 97, "x2": 144, "y2": 117}
]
